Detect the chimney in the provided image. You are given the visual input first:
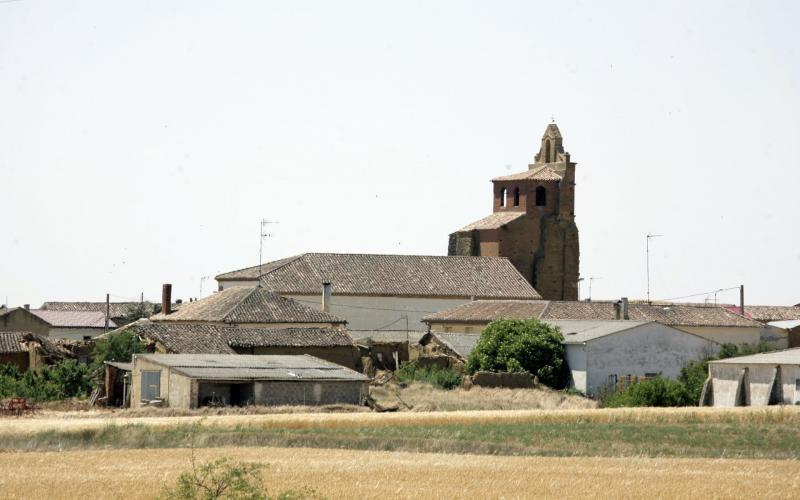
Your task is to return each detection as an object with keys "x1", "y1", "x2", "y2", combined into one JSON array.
[
  {"x1": 622, "y1": 297, "x2": 630, "y2": 320},
  {"x1": 322, "y1": 282, "x2": 332, "y2": 313},
  {"x1": 23, "y1": 304, "x2": 30, "y2": 311},
  {"x1": 162, "y1": 284, "x2": 172, "y2": 315},
  {"x1": 613, "y1": 301, "x2": 622, "y2": 320}
]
